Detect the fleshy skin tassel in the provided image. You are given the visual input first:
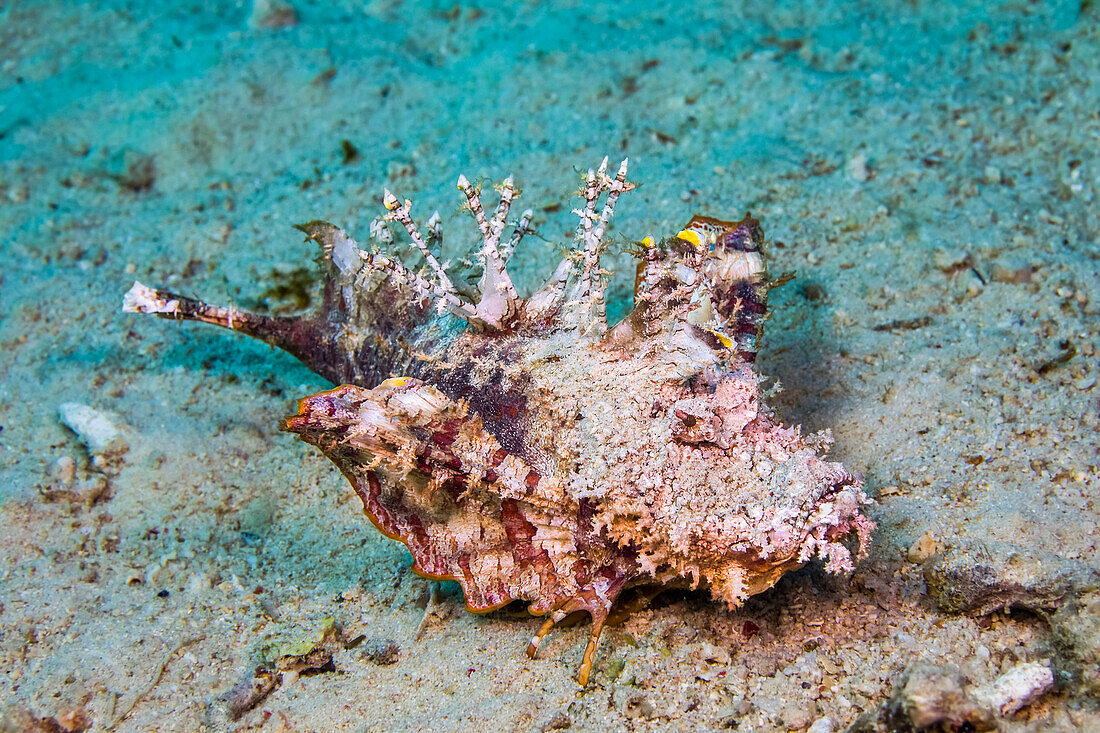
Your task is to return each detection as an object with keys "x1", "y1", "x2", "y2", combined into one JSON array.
[{"x1": 124, "y1": 159, "x2": 873, "y2": 686}]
